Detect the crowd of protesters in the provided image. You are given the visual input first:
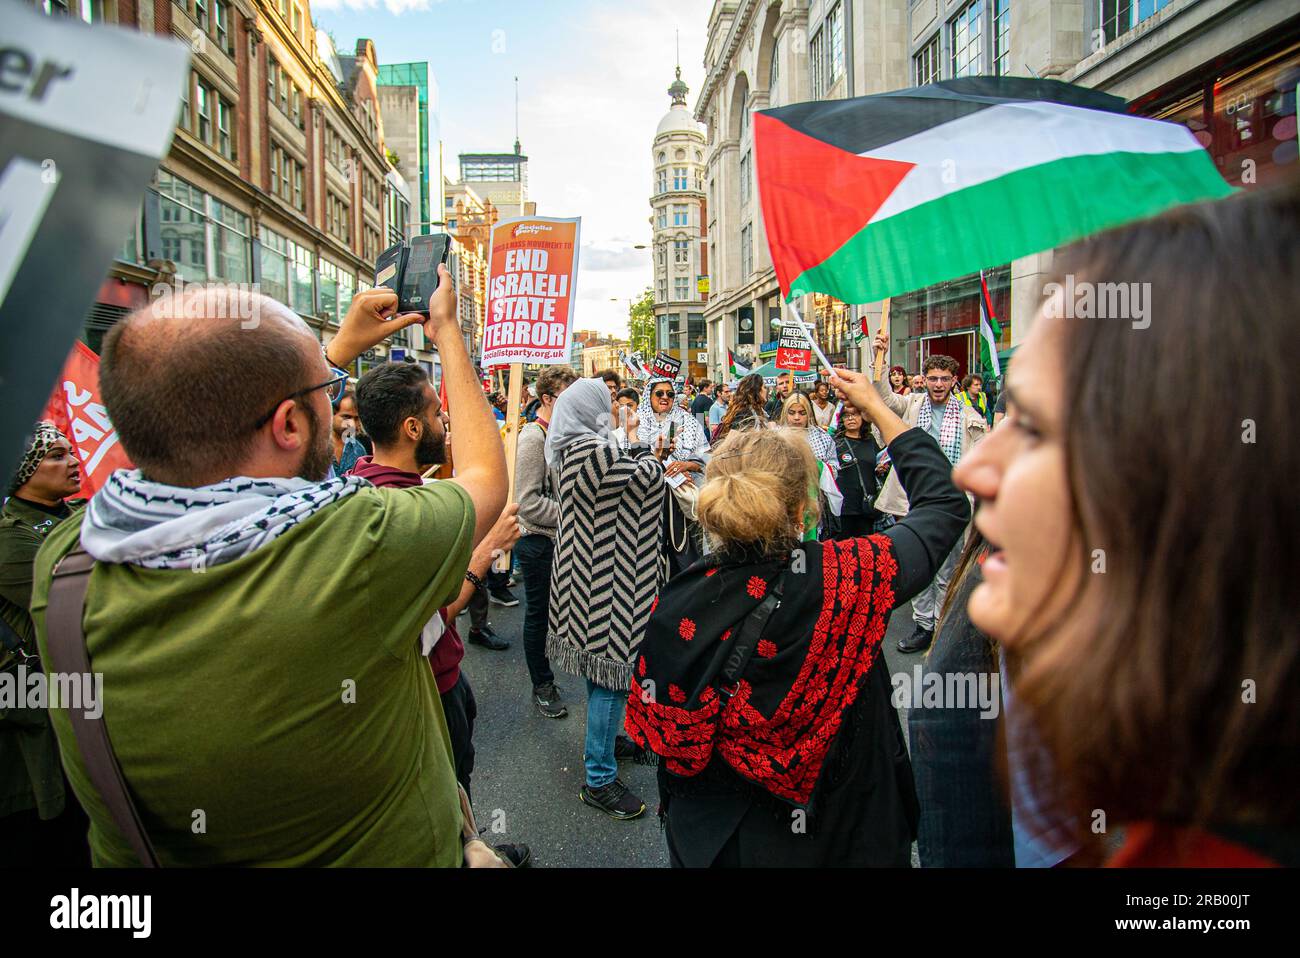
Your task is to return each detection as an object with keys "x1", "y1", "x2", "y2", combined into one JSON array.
[{"x1": 1, "y1": 182, "x2": 1295, "y2": 870}]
